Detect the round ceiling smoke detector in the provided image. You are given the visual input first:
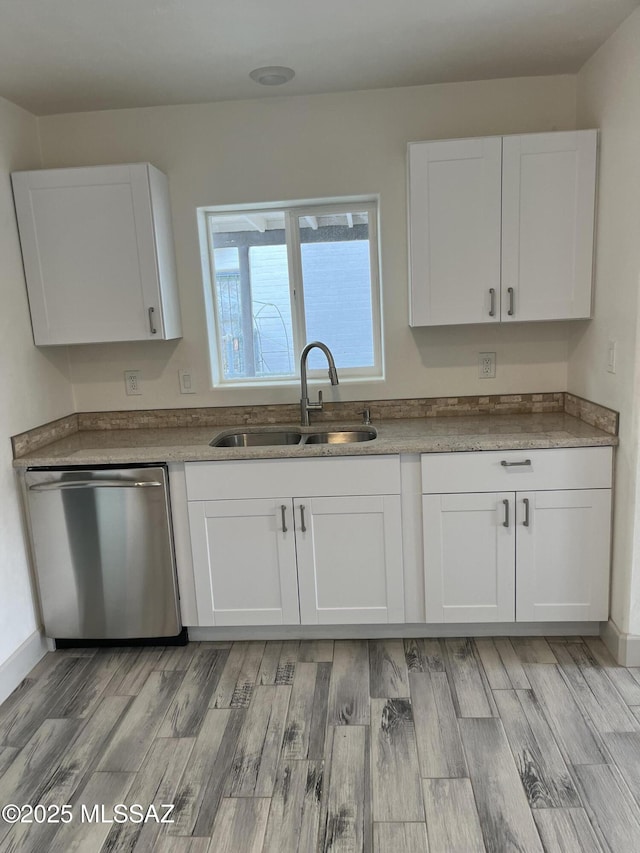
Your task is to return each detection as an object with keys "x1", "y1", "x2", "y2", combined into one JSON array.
[{"x1": 249, "y1": 66, "x2": 295, "y2": 86}]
